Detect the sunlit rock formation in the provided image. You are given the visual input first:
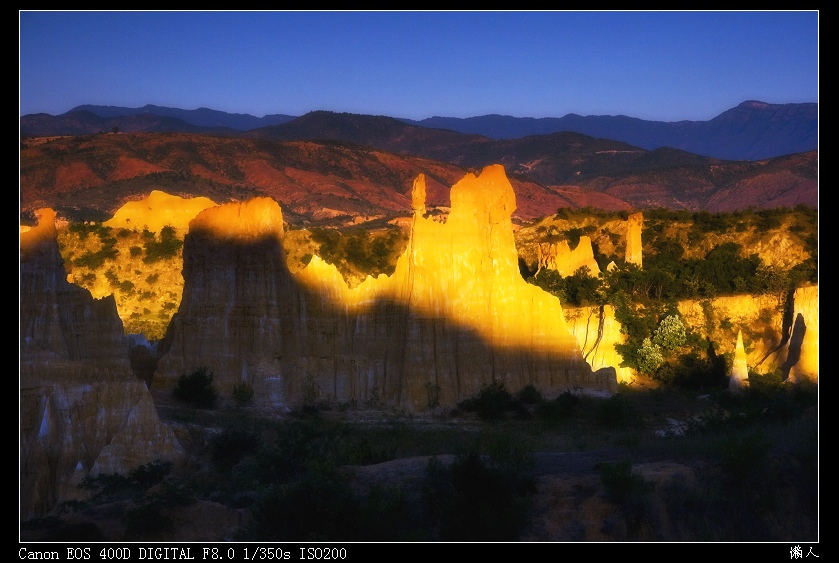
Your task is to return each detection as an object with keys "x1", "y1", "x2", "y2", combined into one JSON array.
[
  {"x1": 677, "y1": 287, "x2": 818, "y2": 382},
  {"x1": 155, "y1": 166, "x2": 615, "y2": 410},
  {"x1": 729, "y1": 330, "x2": 749, "y2": 391},
  {"x1": 626, "y1": 212, "x2": 643, "y2": 267},
  {"x1": 537, "y1": 236, "x2": 601, "y2": 277},
  {"x1": 104, "y1": 190, "x2": 217, "y2": 232},
  {"x1": 564, "y1": 305, "x2": 633, "y2": 383},
  {"x1": 20, "y1": 209, "x2": 183, "y2": 521},
  {"x1": 787, "y1": 284, "x2": 818, "y2": 382}
]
